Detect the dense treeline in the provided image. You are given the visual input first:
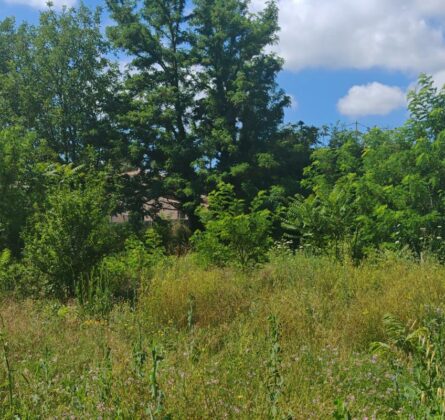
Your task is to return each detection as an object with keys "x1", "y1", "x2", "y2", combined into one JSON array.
[
  {"x1": 1, "y1": 1, "x2": 445, "y2": 299},
  {"x1": 285, "y1": 75, "x2": 445, "y2": 260}
]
